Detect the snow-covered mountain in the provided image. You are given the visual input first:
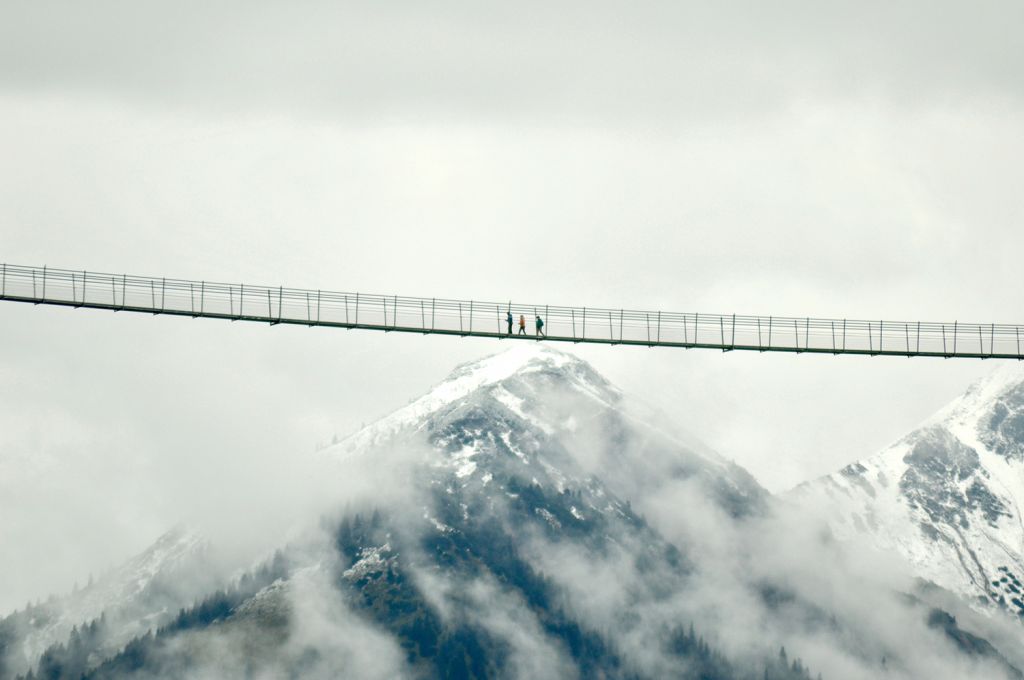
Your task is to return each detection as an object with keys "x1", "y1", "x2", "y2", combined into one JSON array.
[
  {"x1": 0, "y1": 346, "x2": 780, "y2": 680},
  {"x1": 0, "y1": 525, "x2": 216, "y2": 677},
  {"x1": 6, "y1": 346, "x2": 1024, "y2": 680},
  {"x1": 789, "y1": 363, "x2": 1024, "y2": 617},
  {"x1": 328, "y1": 344, "x2": 765, "y2": 520}
]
